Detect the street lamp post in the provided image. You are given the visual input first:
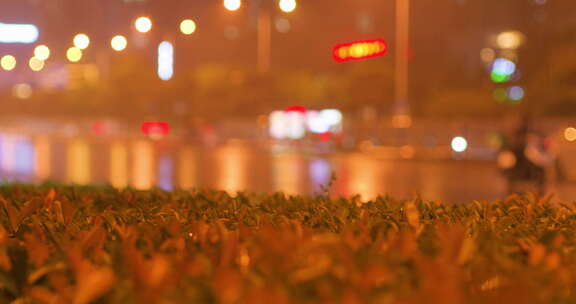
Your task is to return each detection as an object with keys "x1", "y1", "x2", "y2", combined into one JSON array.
[
  {"x1": 392, "y1": 0, "x2": 411, "y2": 128},
  {"x1": 257, "y1": 9, "x2": 272, "y2": 73},
  {"x1": 225, "y1": 0, "x2": 296, "y2": 73}
]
